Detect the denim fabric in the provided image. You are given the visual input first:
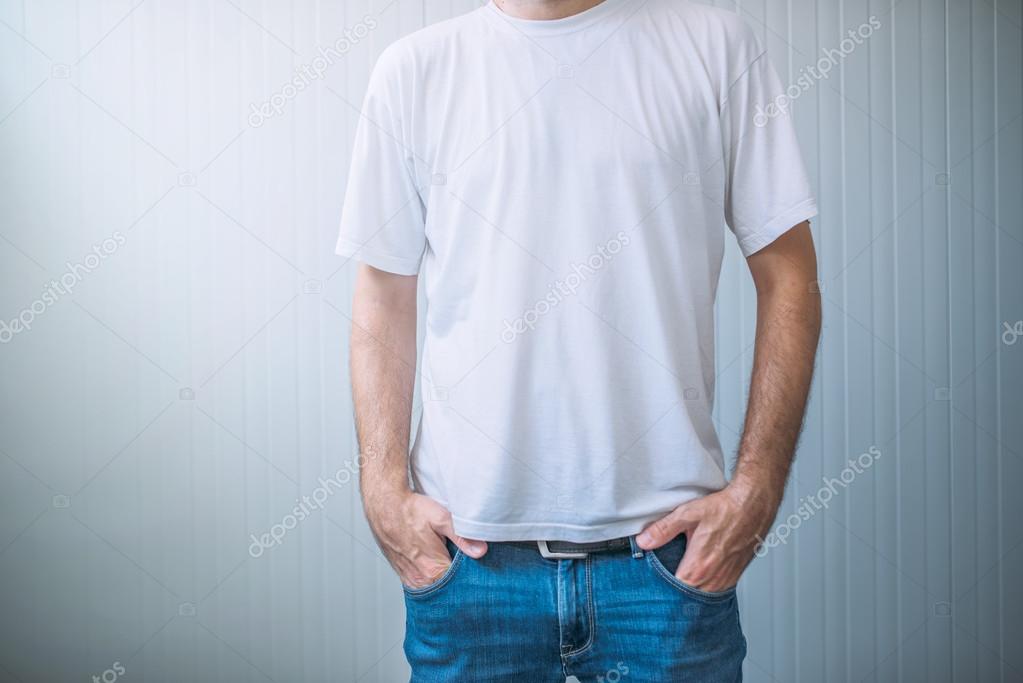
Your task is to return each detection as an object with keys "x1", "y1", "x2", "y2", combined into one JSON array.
[{"x1": 403, "y1": 535, "x2": 746, "y2": 682}]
